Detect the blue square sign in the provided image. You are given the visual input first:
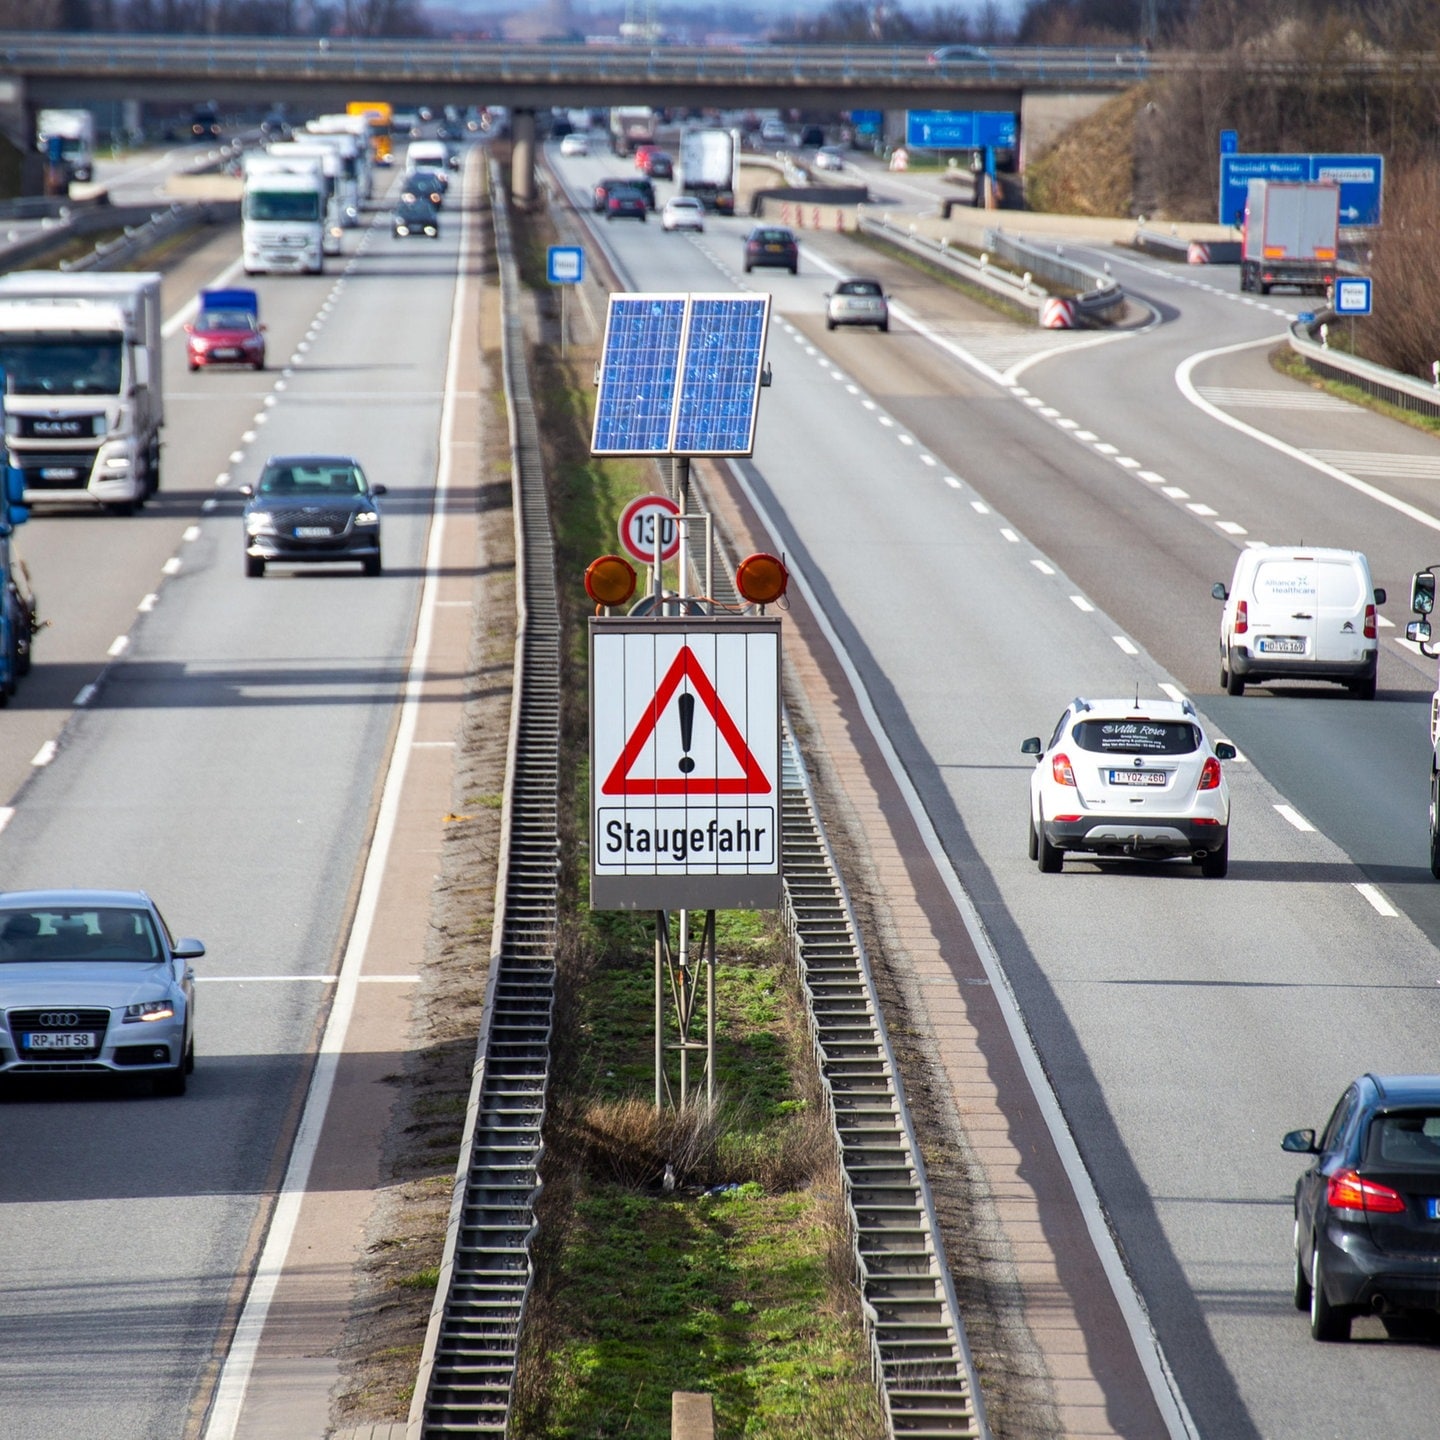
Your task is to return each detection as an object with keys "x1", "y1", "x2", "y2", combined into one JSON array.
[
  {"x1": 547, "y1": 245, "x2": 584, "y2": 285},
  {"x1": 1333, "y1": 276, "x2": 1372, "y2": 316}
]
